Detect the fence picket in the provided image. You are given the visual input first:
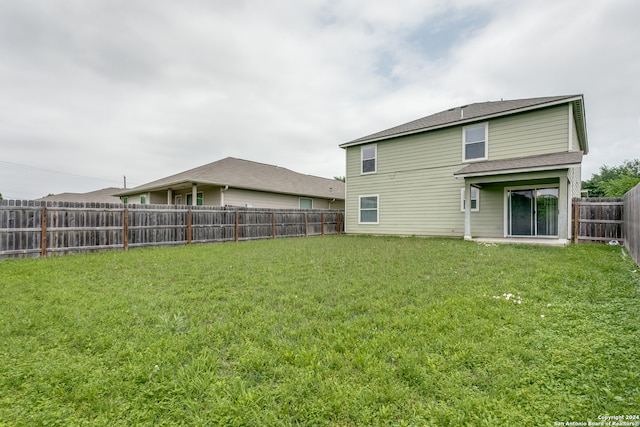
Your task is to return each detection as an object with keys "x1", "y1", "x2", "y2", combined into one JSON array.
[
  {"x1": 624, "y1": 183, "x2": 640, "y2": 266},
  {"x1": 572, "y1": 198, "x2": 624, "y2": 244},
  {"x1": 0, "y1": 200, "x2": 343, "y2": 259}
]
